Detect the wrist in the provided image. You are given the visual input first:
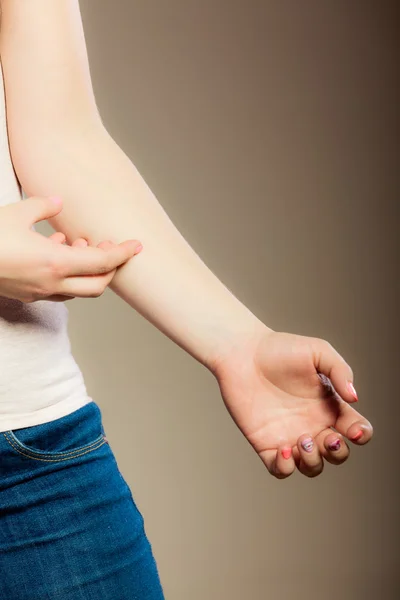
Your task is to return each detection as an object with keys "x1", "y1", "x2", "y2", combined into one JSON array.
[{"x1": 205, "y1": 314, "x2": 274, "y2": 378}]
